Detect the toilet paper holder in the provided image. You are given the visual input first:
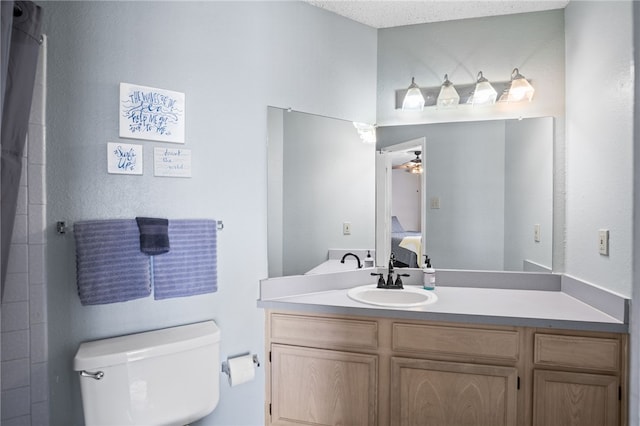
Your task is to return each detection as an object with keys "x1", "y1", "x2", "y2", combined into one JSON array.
[{"x1": 221, "y1": 353, "x2": 260, "y2": 377}]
